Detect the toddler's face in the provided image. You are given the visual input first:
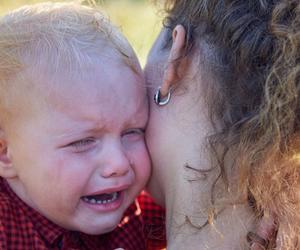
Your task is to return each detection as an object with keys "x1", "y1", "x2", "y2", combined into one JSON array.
[{"x1": 4, "y1": 54, "x2": 150, "y2": 234}]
